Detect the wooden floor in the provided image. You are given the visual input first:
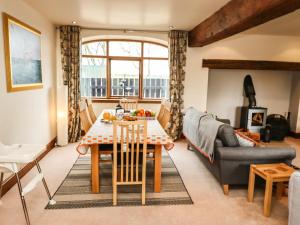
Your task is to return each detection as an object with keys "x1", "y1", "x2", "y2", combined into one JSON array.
[{"x1": 263, "y1": 137, "x2": 300, "y2": 167}]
